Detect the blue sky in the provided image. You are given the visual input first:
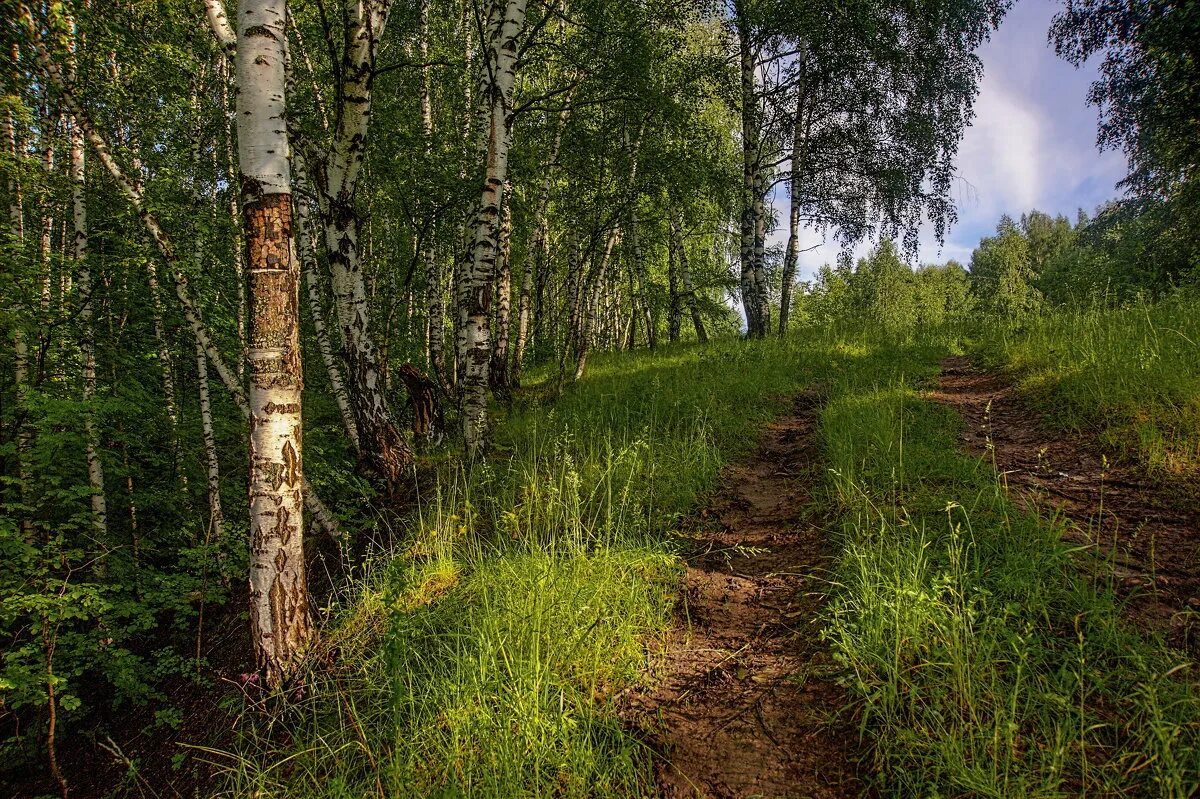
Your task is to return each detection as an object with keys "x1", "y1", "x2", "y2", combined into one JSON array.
[{"x1": 784, "y1": 0, "x2": 1130, "y2": 278}]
